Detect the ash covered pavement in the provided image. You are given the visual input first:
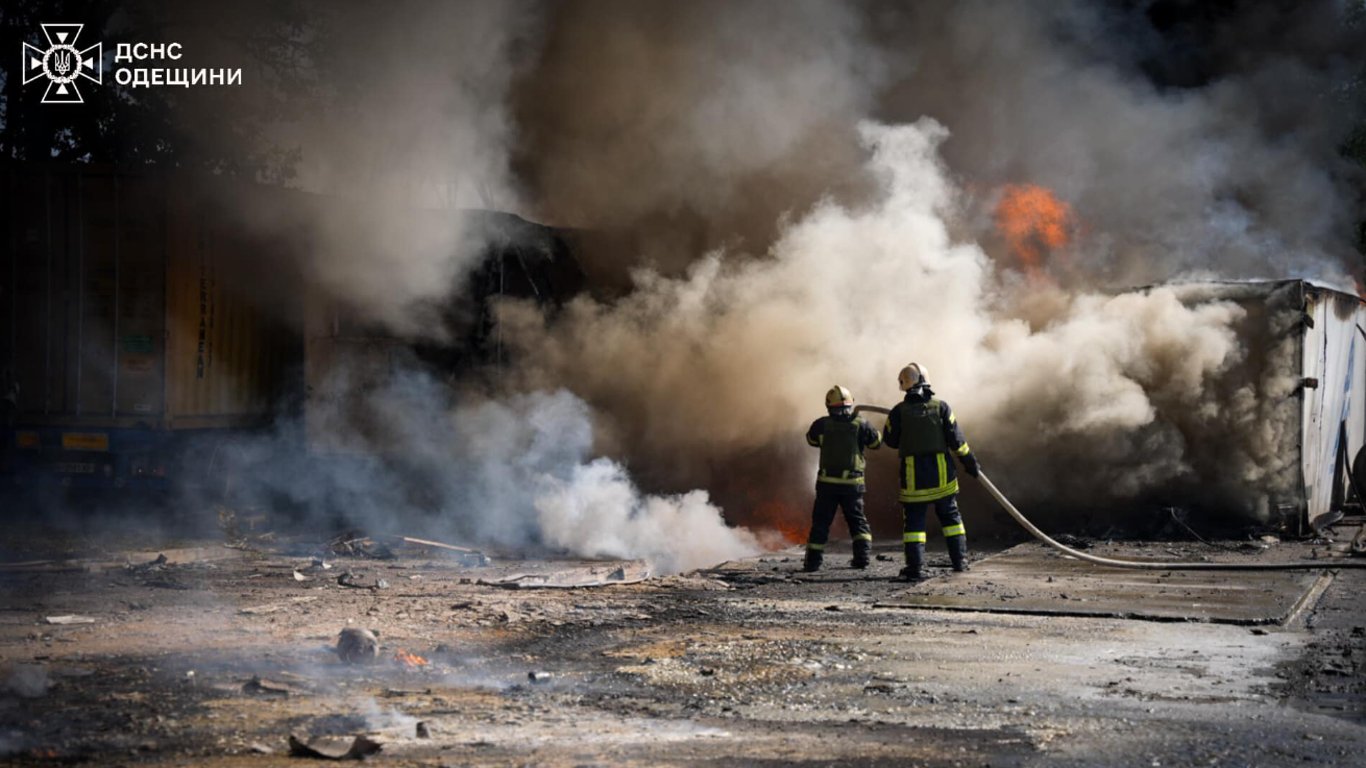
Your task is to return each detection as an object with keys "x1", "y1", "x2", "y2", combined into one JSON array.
[{"x1": 2, "y1": 520, "x2": 1364, "y2": 767}]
